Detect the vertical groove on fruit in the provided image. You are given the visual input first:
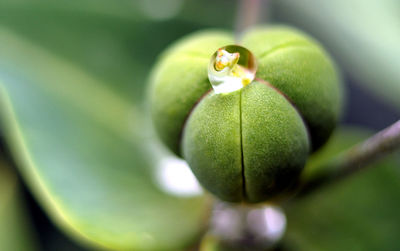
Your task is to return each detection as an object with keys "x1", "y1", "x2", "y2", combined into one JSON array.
[{"x1": 239, "y1": 88, "x2": 247, "y2": 200}]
